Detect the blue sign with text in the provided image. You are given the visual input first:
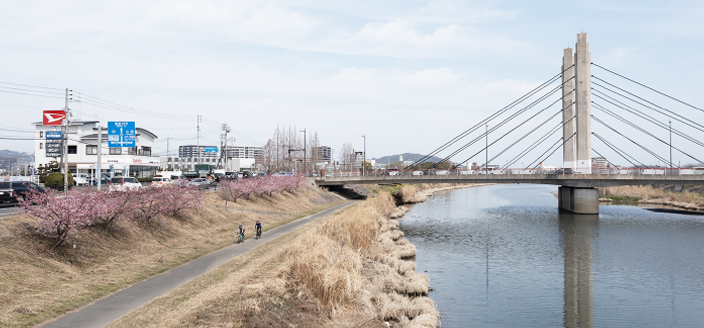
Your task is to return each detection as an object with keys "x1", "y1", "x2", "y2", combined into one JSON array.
[
  {"x1": 204, "y1": 146, "x2": 218, "y2": 153},
  {"x1": 45, "y1": 131, "x2": 62, "y2": 139},
  {"x1": 108, "y1": 121, "x2": 136, "y2": 147}
]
